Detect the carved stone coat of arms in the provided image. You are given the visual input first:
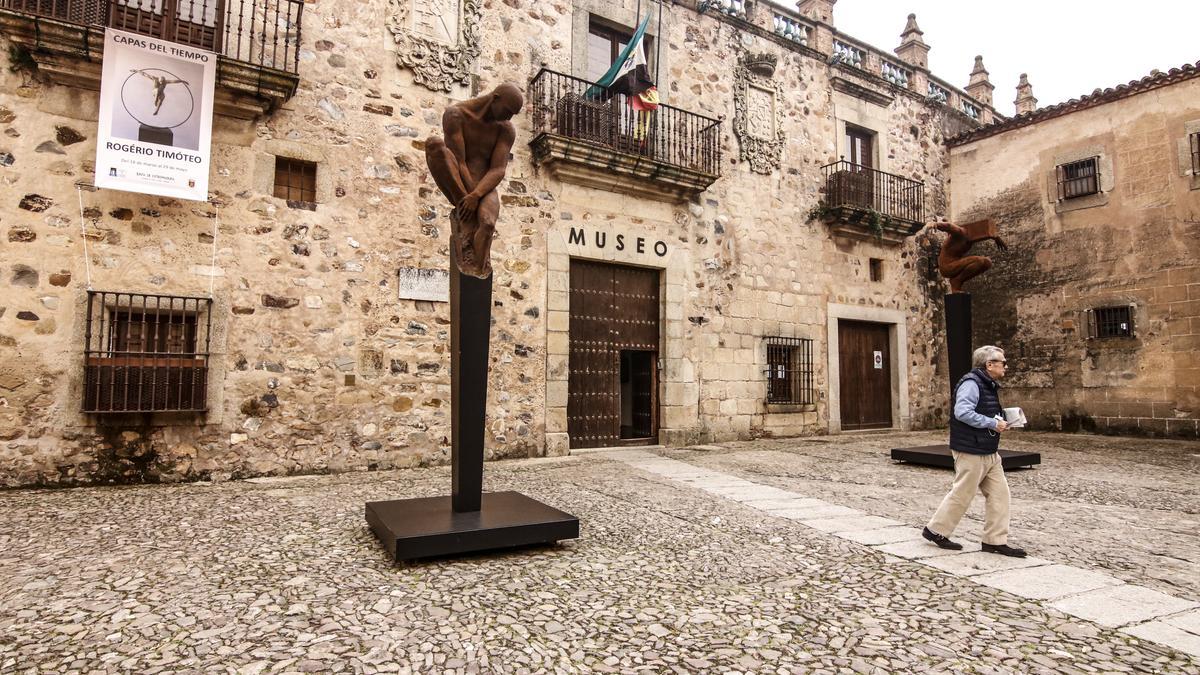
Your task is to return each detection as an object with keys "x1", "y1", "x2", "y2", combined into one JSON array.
[{"x1": 387, "y1": 0, "x2": 482, "y2": 92}]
